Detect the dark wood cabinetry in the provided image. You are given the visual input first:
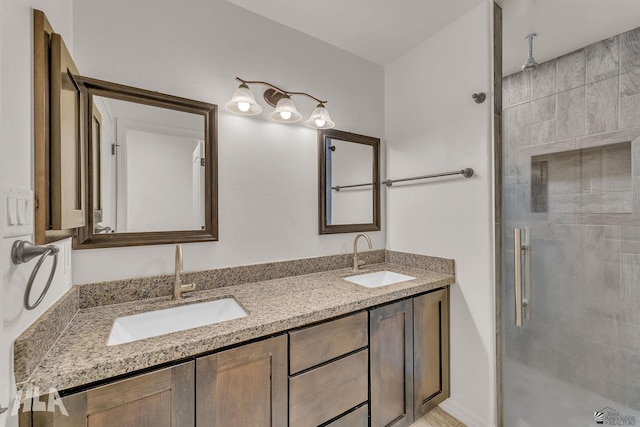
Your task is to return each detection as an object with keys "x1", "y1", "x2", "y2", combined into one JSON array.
[
  {"x1": 289, "y1": 312, "x2": 369, "y2": 427},
  {"x1": 370, "y1": 288, "x2": 450, "y2": 427},
  {"x1": 32, "y1": 337, "x2": 287, "y2": 427},
  {"x1": 33, "y1": 362, "x2": 194, "y2": 427},
  {"x1": 196, "y1": 335, "x2": 287, "y2": 427},
  {"x1": 370, "y1": 299, "x2": 414, "y2": 427},
  {"x1": 26, "y1": 289, "x2": 449, "y2": 427},
  {"x1": 413, "y1": 288, "x2": 450, "y2": 417},
  {"x1": 289, "y1": 311, "x2": 368, "y2": 374},
  {"x1": 290, "y1": 350, "x2": 368, "y2": 427}
]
